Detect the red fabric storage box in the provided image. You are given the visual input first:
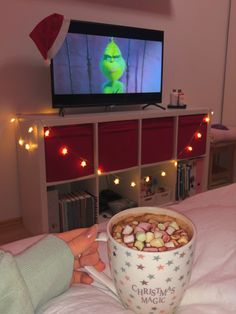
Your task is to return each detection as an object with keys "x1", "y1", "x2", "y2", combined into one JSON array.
[
  {"x1": 141, "y1": 117, "x2": 174, "y2": 164},
  {"x1": 177, "y1": 114, "x2": 208, "y2": 159},
  {"x1": 44, "y1": 124, "x2": 94, "y2": 182},
  {"x1": 98, "y1": 120, "x2": 139, "y2": 172}
]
